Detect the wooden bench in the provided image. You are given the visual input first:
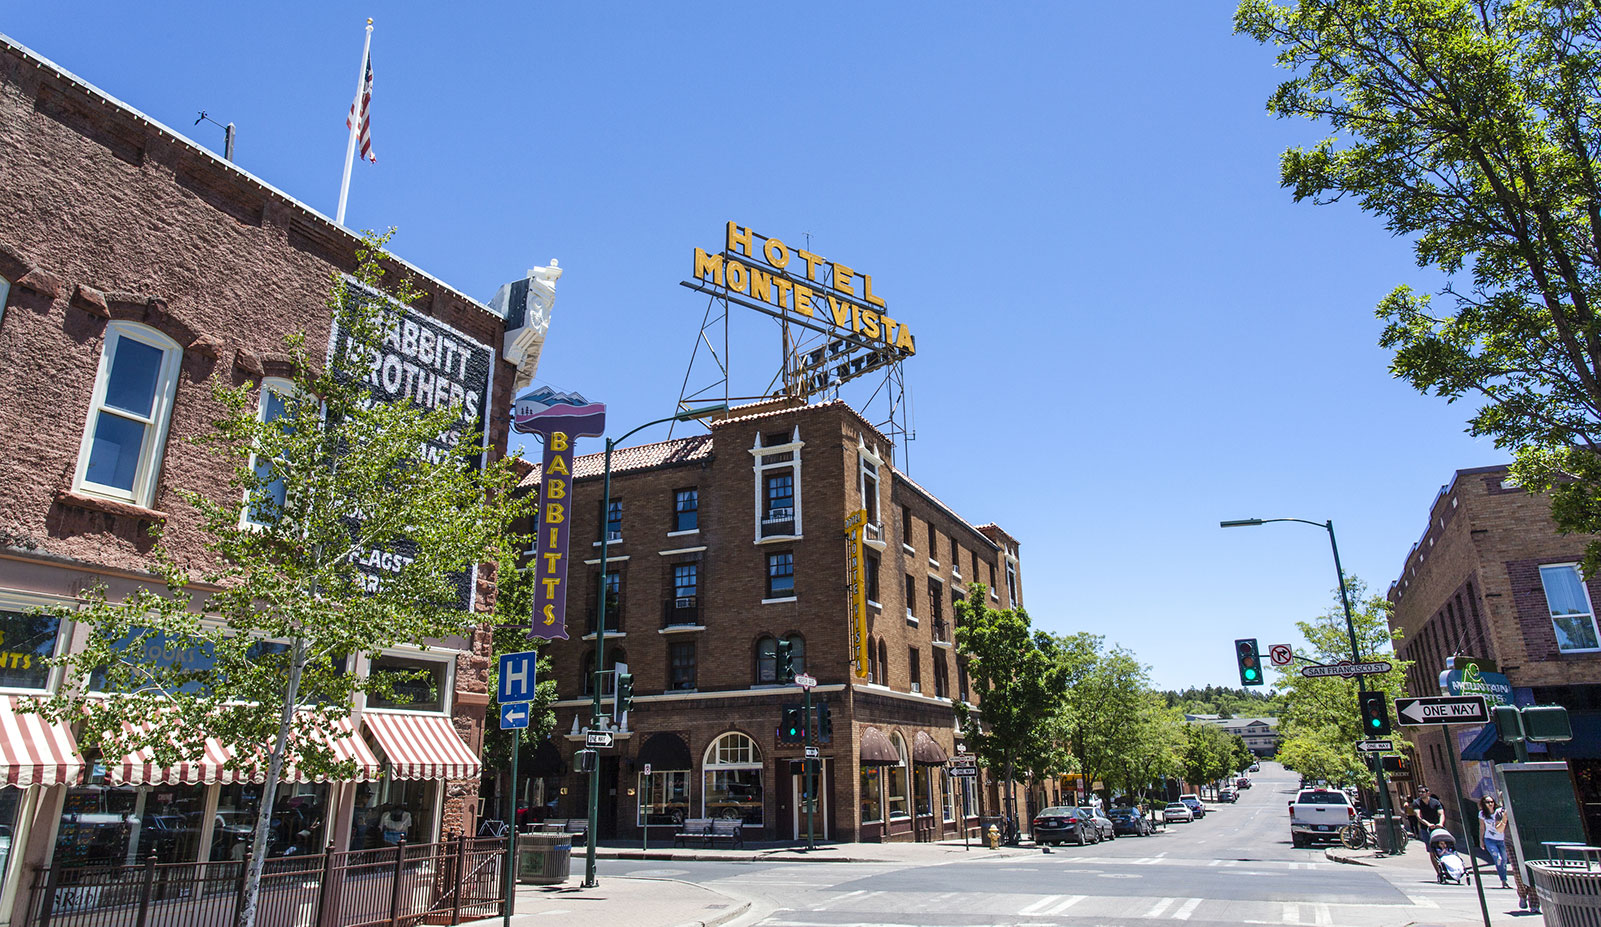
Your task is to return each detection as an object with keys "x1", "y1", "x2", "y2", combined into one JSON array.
[
  {"x1": 564, "y1": 819, "x2": 590, "y2": 846},
  {"x1": 707, "y1": 819, "x2": 744, "y2": 849},
  {"x1": 674, "y1": 817, "x2": 713, "y2": 847}
]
